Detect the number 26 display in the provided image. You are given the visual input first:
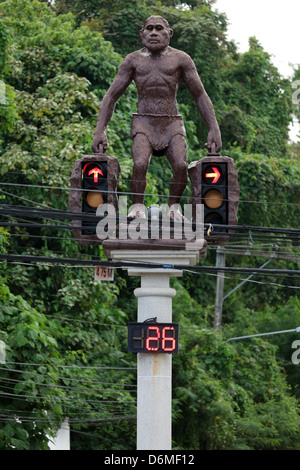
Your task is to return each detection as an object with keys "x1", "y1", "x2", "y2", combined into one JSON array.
[{"x1": 127, "y1": 322, "x2": 179, "y2": 354}]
